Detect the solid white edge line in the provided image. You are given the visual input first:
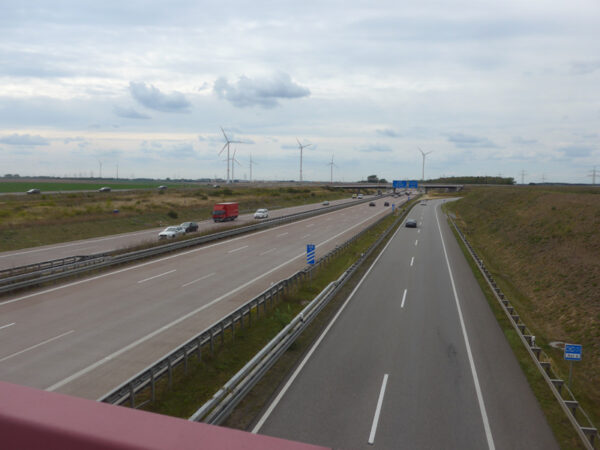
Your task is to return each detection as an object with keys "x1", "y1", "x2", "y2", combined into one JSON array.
[
  {"x1": 0, "y1": 322, "x2": 15, "y2": 331},
  {"x1": 410, "y1": 256, "x2": 414, "y2": 267},
  {"x1": 50, "y1": 209, "x2": 387, "y2": 394},
  {"x1": 137, "y1": 269, "x2": 176, "y2": 284},
  {"x1": 401, "y1": 289, "x2": 407, "y2": 308},
  {"x1": 251, "y1": 213, "x2": 404, "y2": 434},
  {"x1": 435, "y1": 205, "x2": 495, "y2": 450},
  {"x1": 181, "y1": 272, "x2": 215, "y2": 288},
  {"x1": 368, "y1": 373, "x2": 389, "y2": 445},
  {"x1": 228, "y1": 245, "x2": 248, "y2": 254},
  {"x1": 0, "y1": 330, "x2": 75, "y2": 363}
]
